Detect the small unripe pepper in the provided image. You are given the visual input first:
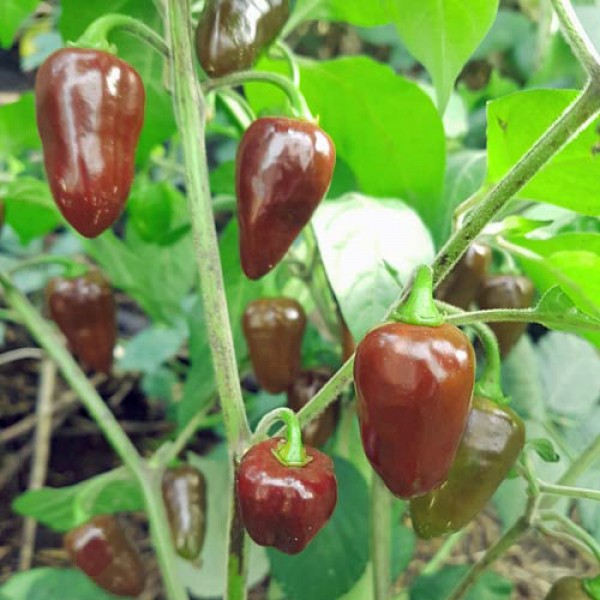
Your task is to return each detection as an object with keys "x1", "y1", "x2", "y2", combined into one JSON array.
[
  {"x1": 35, "y1": 48, "x2": 145, "y2": 238},
  {"x1": 195, "y1": 0, "x2": 290, "y2": 77},
  {"x1": 162, "y1": 465, "x2": 207, "y2": 561},
  {"x1": 545, "y1": 576, "x2": 599, "y2": 599},
  {"x1": 410, "y1": 396, "x2": 525, "y2": 538},
  {"x1": 46, "y1": 270, "x2": 116, "y2": 374},
  {"x1": 242, "y1": 297, "x2": 306, "y2": 393},
  {"x1": 287, "y1": 369, "x2": 340, "y2": 448},
  {"x1": 477, "y1": 275, "x2": 535, "y2": 356},
  {"x1": 64, "y1": 515, "x2": 144, "y2": 597},
  {"x1": 435, "y1": 243, "x2": 492, "y2": 309},
  {"x1": 236, "y1": 117, "x2": 335, "y2": 279},
  {"x1": 237, "y1": 436, "x2": 337, "y2": 554}
]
